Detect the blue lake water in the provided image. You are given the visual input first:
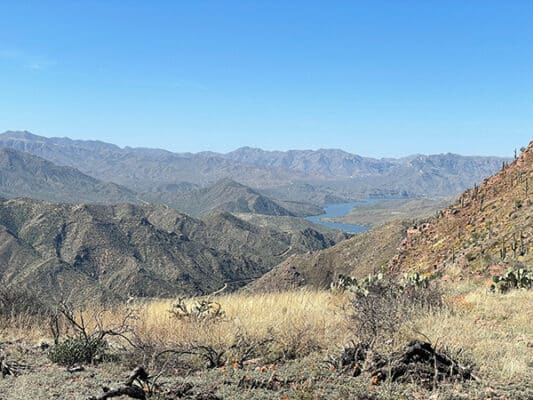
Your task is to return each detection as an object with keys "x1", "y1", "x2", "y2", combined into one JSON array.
[{"x1": 305, "y1": 200, "x2": 379, "y2": 234}]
